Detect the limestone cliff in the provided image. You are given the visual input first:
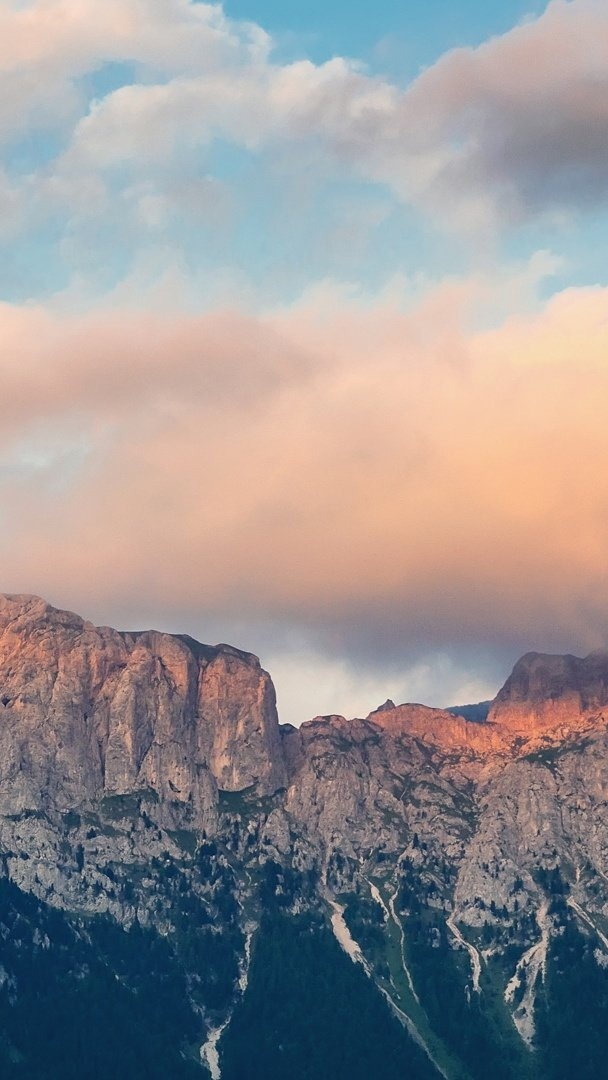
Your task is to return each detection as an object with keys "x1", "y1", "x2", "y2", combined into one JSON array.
[
  {"x1": 0, "y1": 594, "x2": 286, "y2": 825},
  {"x1": 3, "y1": 593, "x2": 608, "y2": 1075},
  {"x1": 488, "y1": 648, "x2": 608, "y2": 736}
]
